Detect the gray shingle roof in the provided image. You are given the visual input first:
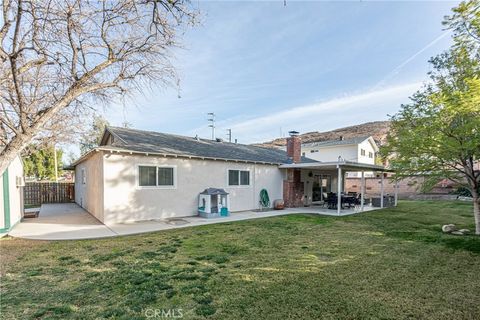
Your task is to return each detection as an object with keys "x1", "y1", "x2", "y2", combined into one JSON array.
[
  {"x1": 103, "y1": 126, "x2": 316, "y2": 164},
  {"x1": 302, "y1": 136, "x2": 371, "y2": 148}
]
